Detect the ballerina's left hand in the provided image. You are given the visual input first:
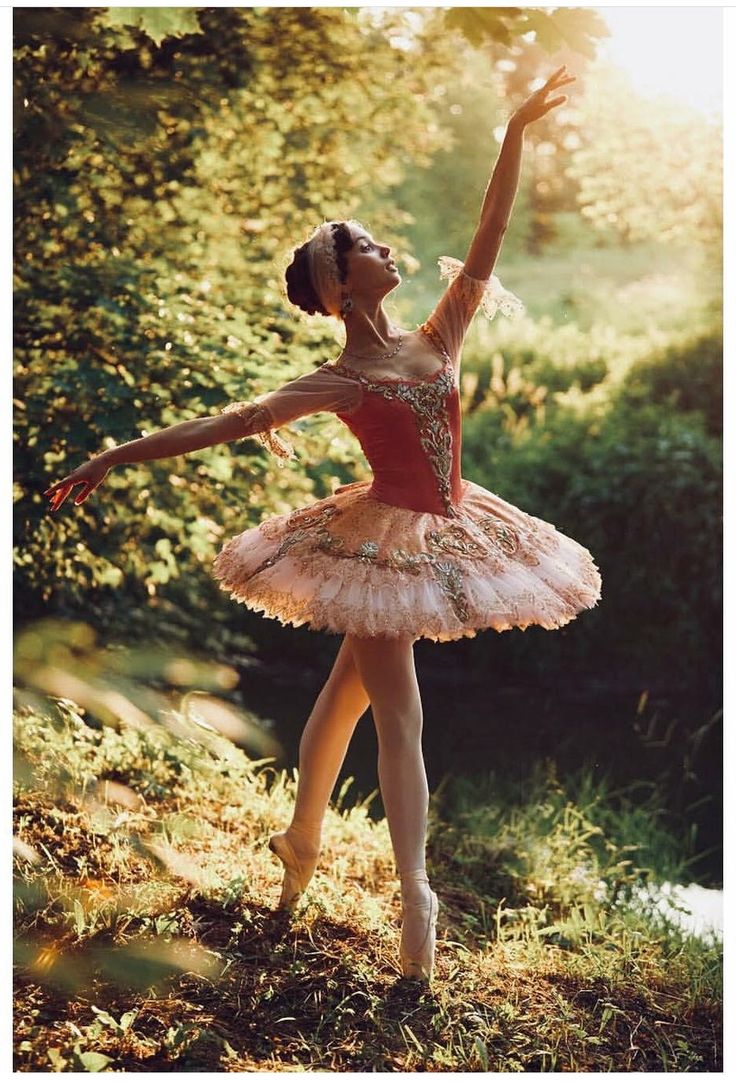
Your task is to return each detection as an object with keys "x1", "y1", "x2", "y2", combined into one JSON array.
[{"x1": 510, "y1": 65, "x2": 576, "y2": 129}]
